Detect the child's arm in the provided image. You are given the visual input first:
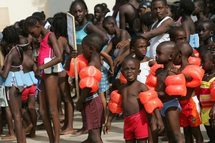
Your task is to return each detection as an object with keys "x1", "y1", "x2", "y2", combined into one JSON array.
[
  {"x1": 141, "y1": 18, "x2": 174, "y2": 39},
  {"x1": 153, "y1": 108, "x2": 164, "y2": 134},
  {"x1": 87, "y1": 23, "x2": 108, "y2": 43},
  {"x1": 100, "y1": 51, "x2": 114, "y2": 75},
  {"x1": 0, "y1": 52, "x2": 13, "y2": 78}
]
